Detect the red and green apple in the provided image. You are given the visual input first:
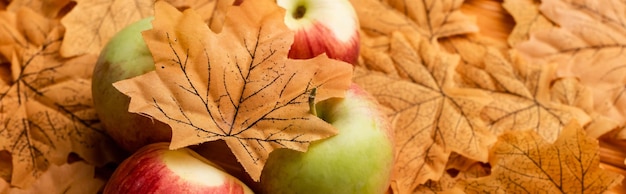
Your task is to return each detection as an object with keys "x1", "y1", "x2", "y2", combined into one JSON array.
[
  {"x1": 104, "y1": 142, "x2": 254, "y2": 194},
  {"x1": 277, "y1": 0, "x2": 360, "y2": 65},
  {"x1": 259, "y1": 83, "x2": 395, "y2": 194},
  {"x1": 93, "y1": 1, "x2": 394, "y2": 193}
]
